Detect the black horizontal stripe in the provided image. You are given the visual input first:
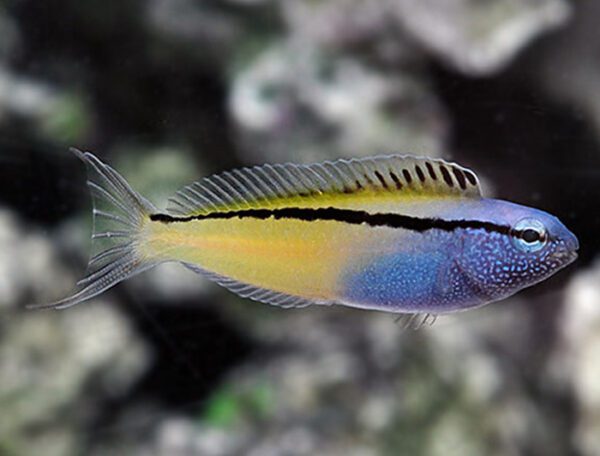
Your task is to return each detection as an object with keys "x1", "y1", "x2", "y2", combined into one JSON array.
[{"x1": 150, "y1": 207, "x2": 512, "y2": 236}]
